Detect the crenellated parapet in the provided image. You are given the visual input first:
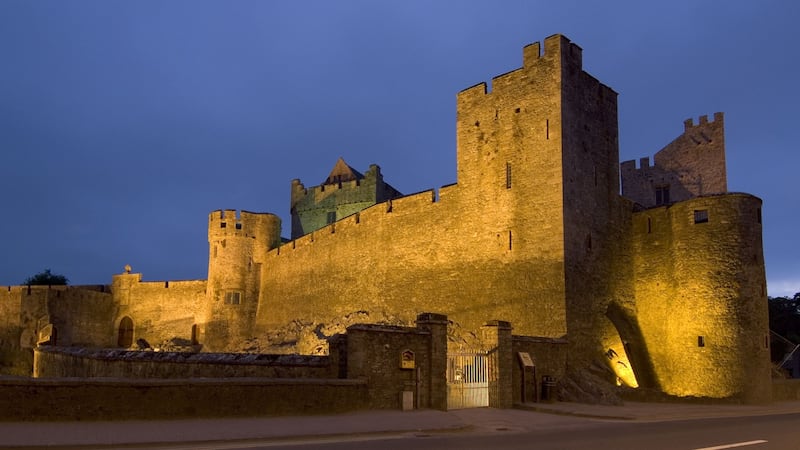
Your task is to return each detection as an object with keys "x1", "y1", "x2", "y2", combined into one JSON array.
[
  {"x1": 621, "y1": 113, "x2": 727, "y2": 208},
  {"x1": 290, "y1": 160, "x2": 402, "y2": 240},
  {"x1": 457, "y1": 34, "x2": 585, "y2": 104},
  {"x1": 208, "y1": 209, "x2": 281, "y2": 250}
]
